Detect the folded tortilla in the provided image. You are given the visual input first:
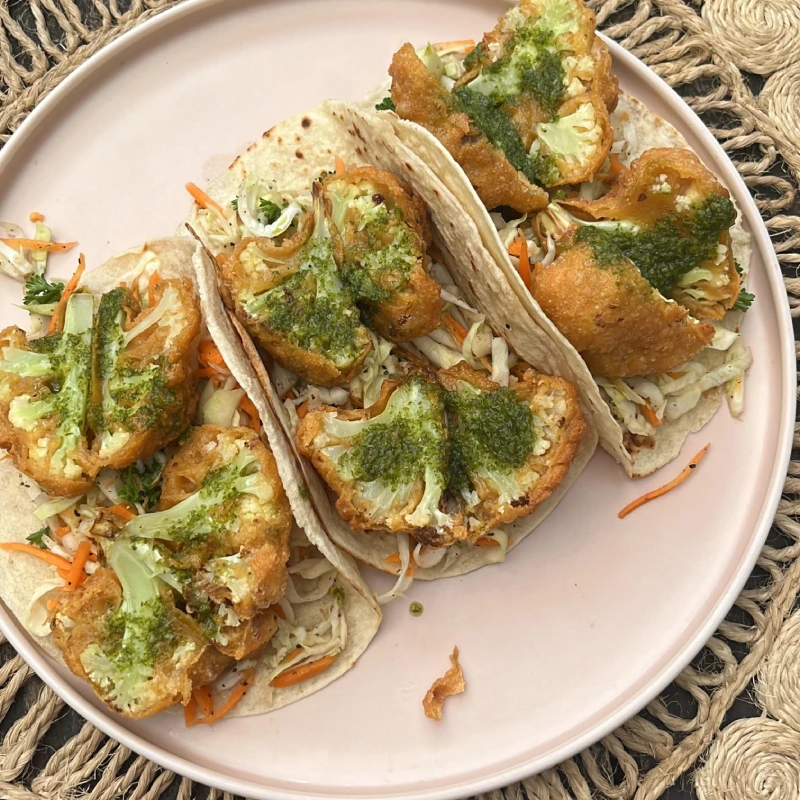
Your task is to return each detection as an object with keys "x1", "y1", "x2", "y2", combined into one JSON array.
[
  {"x1": 184, "y1": 100, "x2": 598, "y2": 580},
  {"x1": 0, "y1": 237, "x2": 381, "y2": 718},
  {"x1": 368, "y1": 90, "x2": 752, "y2": 477}
]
